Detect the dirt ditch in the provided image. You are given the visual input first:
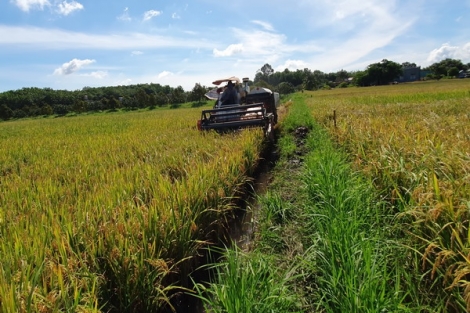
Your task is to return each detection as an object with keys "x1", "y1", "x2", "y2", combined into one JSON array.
[
  {"x1": 226, "y1": 139, "x2": 279, "y2": 251},
  {"x1": 170, "y1": 134, "x2": 280, "y2": 312},
  {"x1": 170, "y1": 125, "x2": 313, "y2": 312}
]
